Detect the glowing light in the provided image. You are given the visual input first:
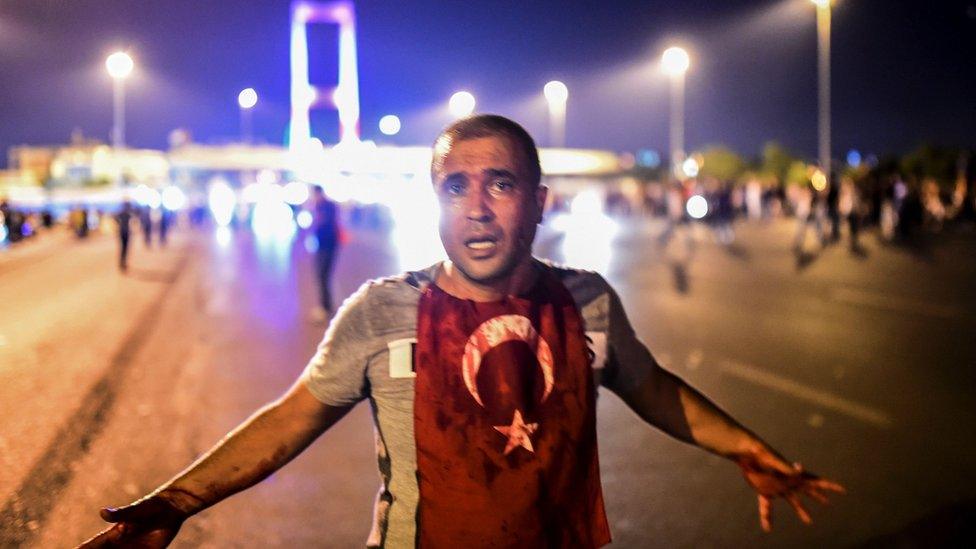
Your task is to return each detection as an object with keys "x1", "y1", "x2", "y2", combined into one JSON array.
[
  {"x1": 254, "y1": 169, "x2": 276, "y2": 185},
  {"x1": 133, "y1": 184, "x2": 162, "y2": 209},
  {"x1": 811, "y1": 169, "x2": 828, "y2": 191},
  {"x1": 681, "y1": 157, "x2": 700, "y2": 178},
  {"x1": 811, "y1": 0, "x2": 831, "y2": 8},
  {"x1": 296, "y1": 210, "x2": 313, "y2": 229},
  {"x1": 637, "y1": 149, "x2": 661, "y2": 168},
  {"x1": 686, "y1": 195, "x2": 708, "y2": 219},
  {"x1": 449, "y1": 91, "x2": 476, "y2": 118},
  {"x1": 538, "y1": 149, "x2": 619, "y2": 175},
  {"x1": 379, "y1": 114, "x2": 401, "y2": 136},
  {"x1": 550, "y1": 189, "x2": 617, "y2": 274},
  {"x1": 846, "y1": 149, "x2": 862, "y2": 168},
  {"x1": 543, "y1": 81, "x2": 569, "y2": 104},
  {"x1": 304, "y1": 233, "x2": 319, "y2": 253},
  {"x1": 251, "y1": 198, "x2": 296, "y2": 242},
  {"x1": 105, "y1": 51, "x2": 134, "y2": 79},
  {"x1": 238, "y1": 88, "x2": 258, "y2": 109},
  {"x1": 242, "y1": 183, "x2": 262, "y2": 203},
  {"x1": 570, "y1": 189, "x2": 604, "y2": 216},
  {"x1": 208, "y1": 179, "x2": 237, "y2": 226},
  {"x1": 161, "y1": 186, "x2": 187, "y2": 211},
  {"x1": 283, "y1": 181, "x2": 310, "y2": 206},
  {"x1": 215, "y1": 226, "x2": 232, "y2": 247},
  {"x1": 388, "y1": 175, "x2": 444, "y2": 270},
  {"x1": 662, "y1": 46, "x2": 690, "y2": 76}
]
